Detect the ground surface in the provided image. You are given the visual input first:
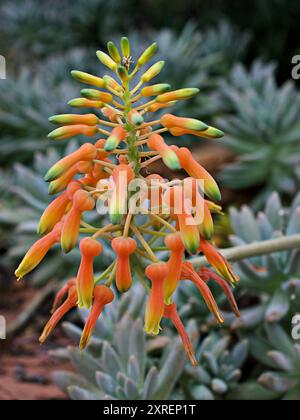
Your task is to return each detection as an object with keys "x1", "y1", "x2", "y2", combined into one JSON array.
[{"x1": 0, "y1": 281, "x2": 73, "y2": 400}]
